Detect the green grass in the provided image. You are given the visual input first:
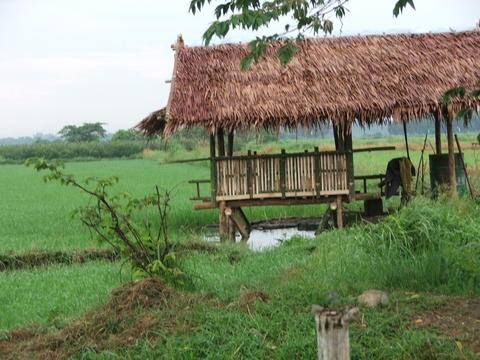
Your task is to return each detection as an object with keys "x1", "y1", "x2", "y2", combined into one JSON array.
[
  {"x1": 104, "y1": 198, "x2": 479, "y2": 359},
  {"x1": 0, "y1": 261, "x2": 126, "y2": 329},
  {"x1": 1, "y1": 137, "x2": 480, "y2": 358},
  {"x1": 2, "y1": 137, "x2": 480, "y2": 254}
]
